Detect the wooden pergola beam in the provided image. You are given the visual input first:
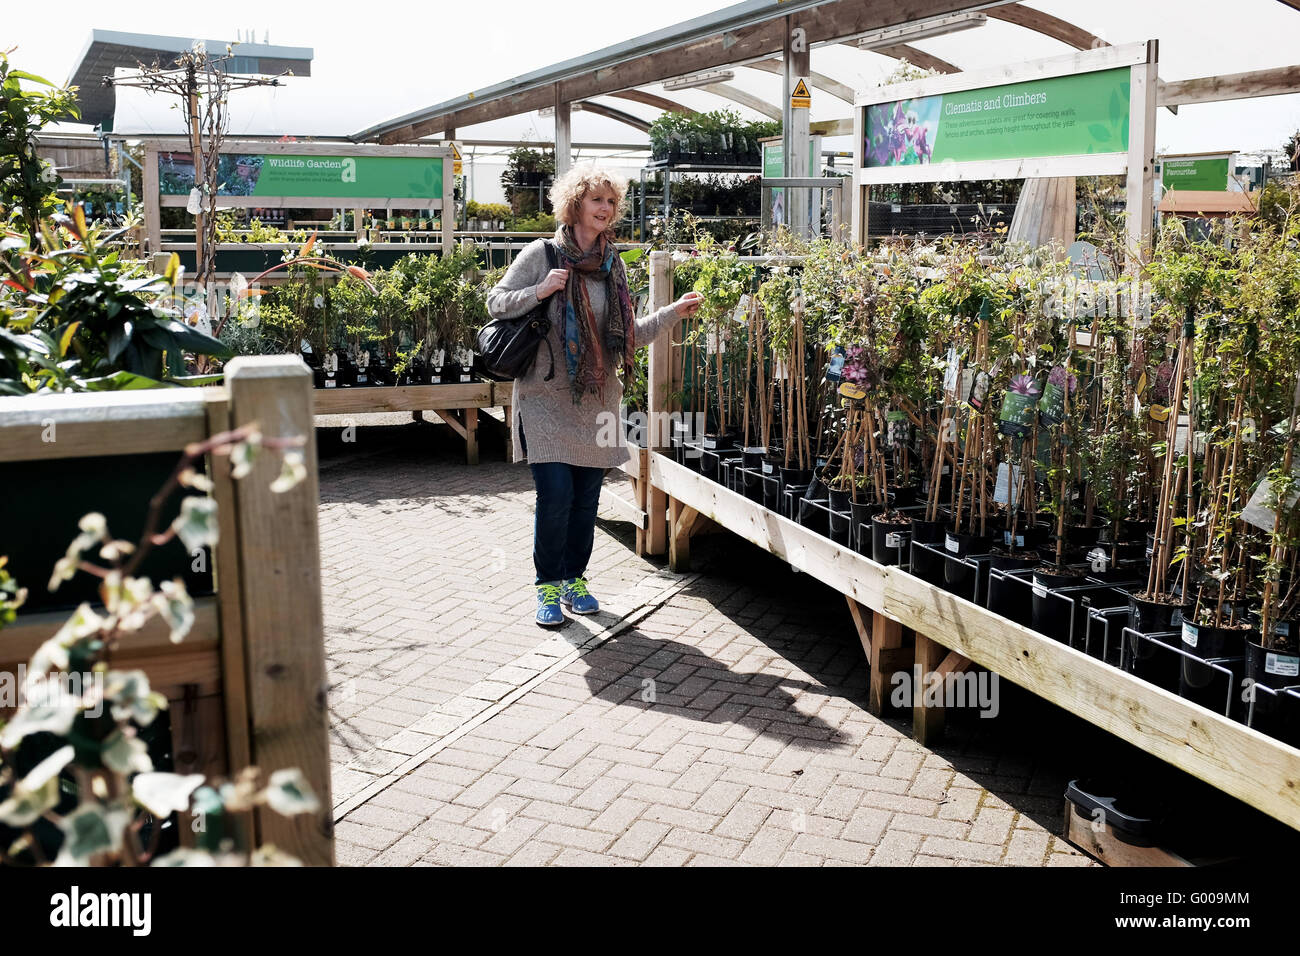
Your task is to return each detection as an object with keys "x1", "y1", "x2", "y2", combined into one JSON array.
[
  {"x1": 742, "y1": 57, "x2": 858, "y2": 104},
  {"x1": 374, "y1": 0, "x2": 984, "y2": 141},
  {"x1": 1158, "y1": 64, "x2": 1300, "y2": 107},
  {"x1": 575, "y1": 101, "x2": 651, "y2": 132},
  {"x1": 868, "y1": 43, "x2": 961, "y2": 74},
  {"x1": 986, "y1": 3, "x2": 1109, "y2": 51},
  {"x1": 609, "y1": 89, "x2": 698, "y2": 116},
  {"x1": 700, "y1": 82, "x2": 781, "y2": 120}
]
